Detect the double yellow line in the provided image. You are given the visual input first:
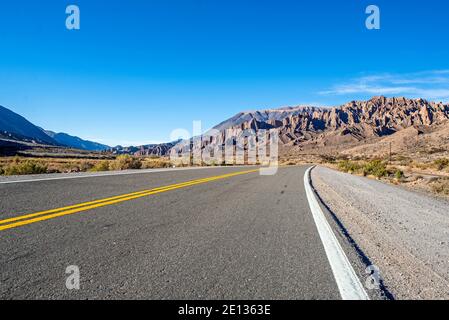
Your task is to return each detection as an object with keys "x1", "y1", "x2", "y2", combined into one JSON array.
[{"x1": 0, "y1": 169, "x2": 259, "y2": 232}]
